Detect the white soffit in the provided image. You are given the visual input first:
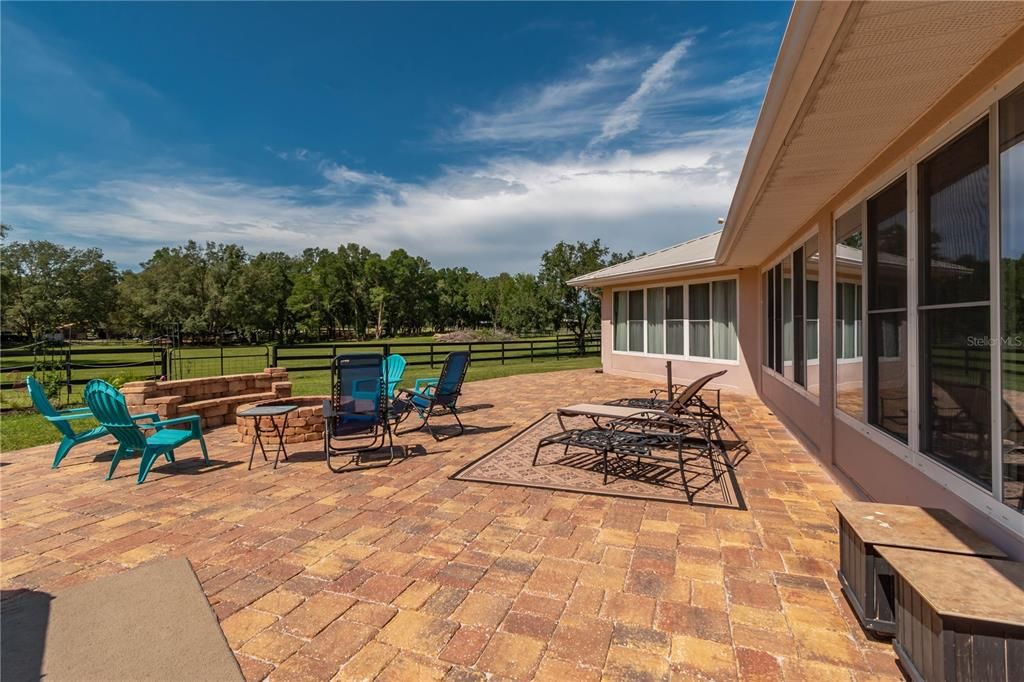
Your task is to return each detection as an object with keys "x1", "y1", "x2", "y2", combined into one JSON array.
[{"x1": 722, "y1": 1, "x2": 1024, "y2": 267}]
